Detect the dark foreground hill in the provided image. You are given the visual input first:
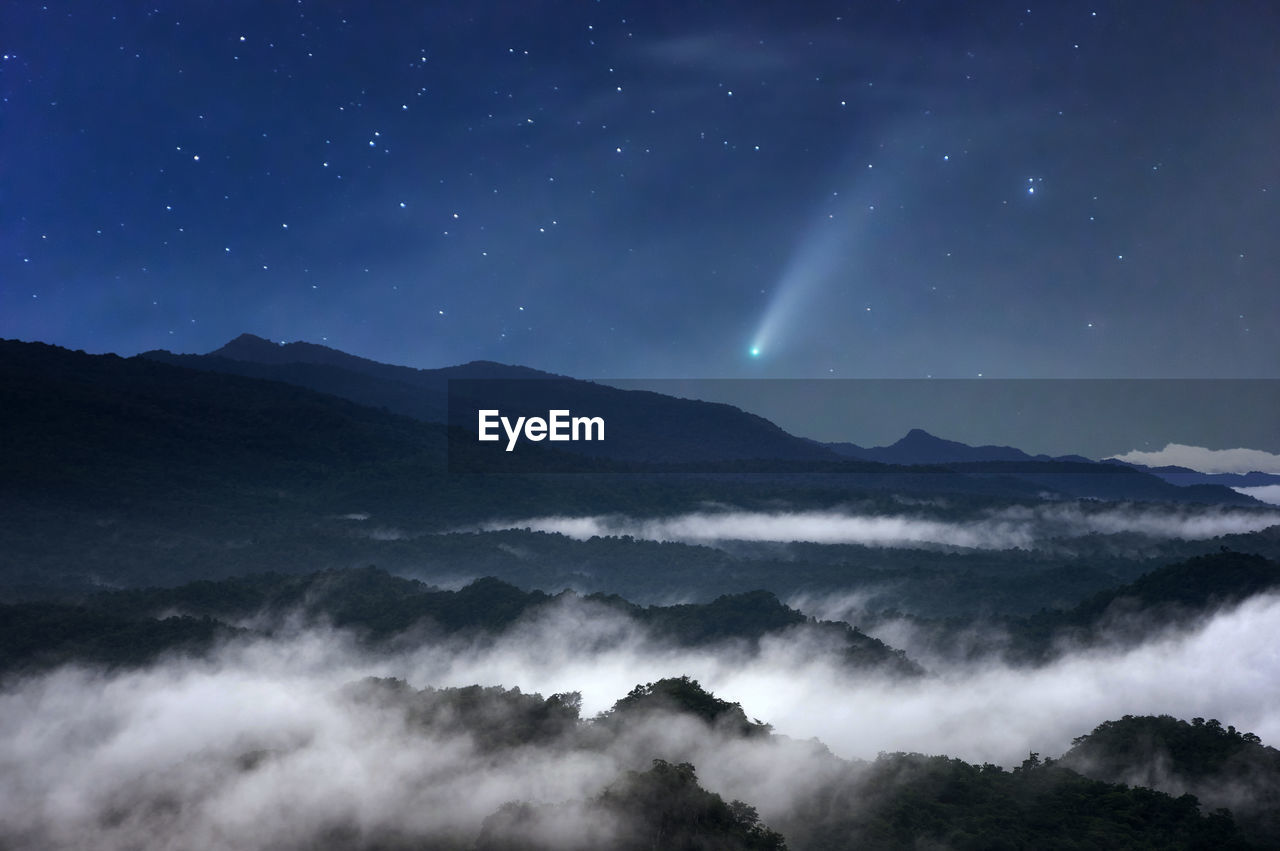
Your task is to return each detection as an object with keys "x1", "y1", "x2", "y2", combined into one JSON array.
[{"x1": 326, "y1": 679, "x2": 1279, "y2": 849}]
